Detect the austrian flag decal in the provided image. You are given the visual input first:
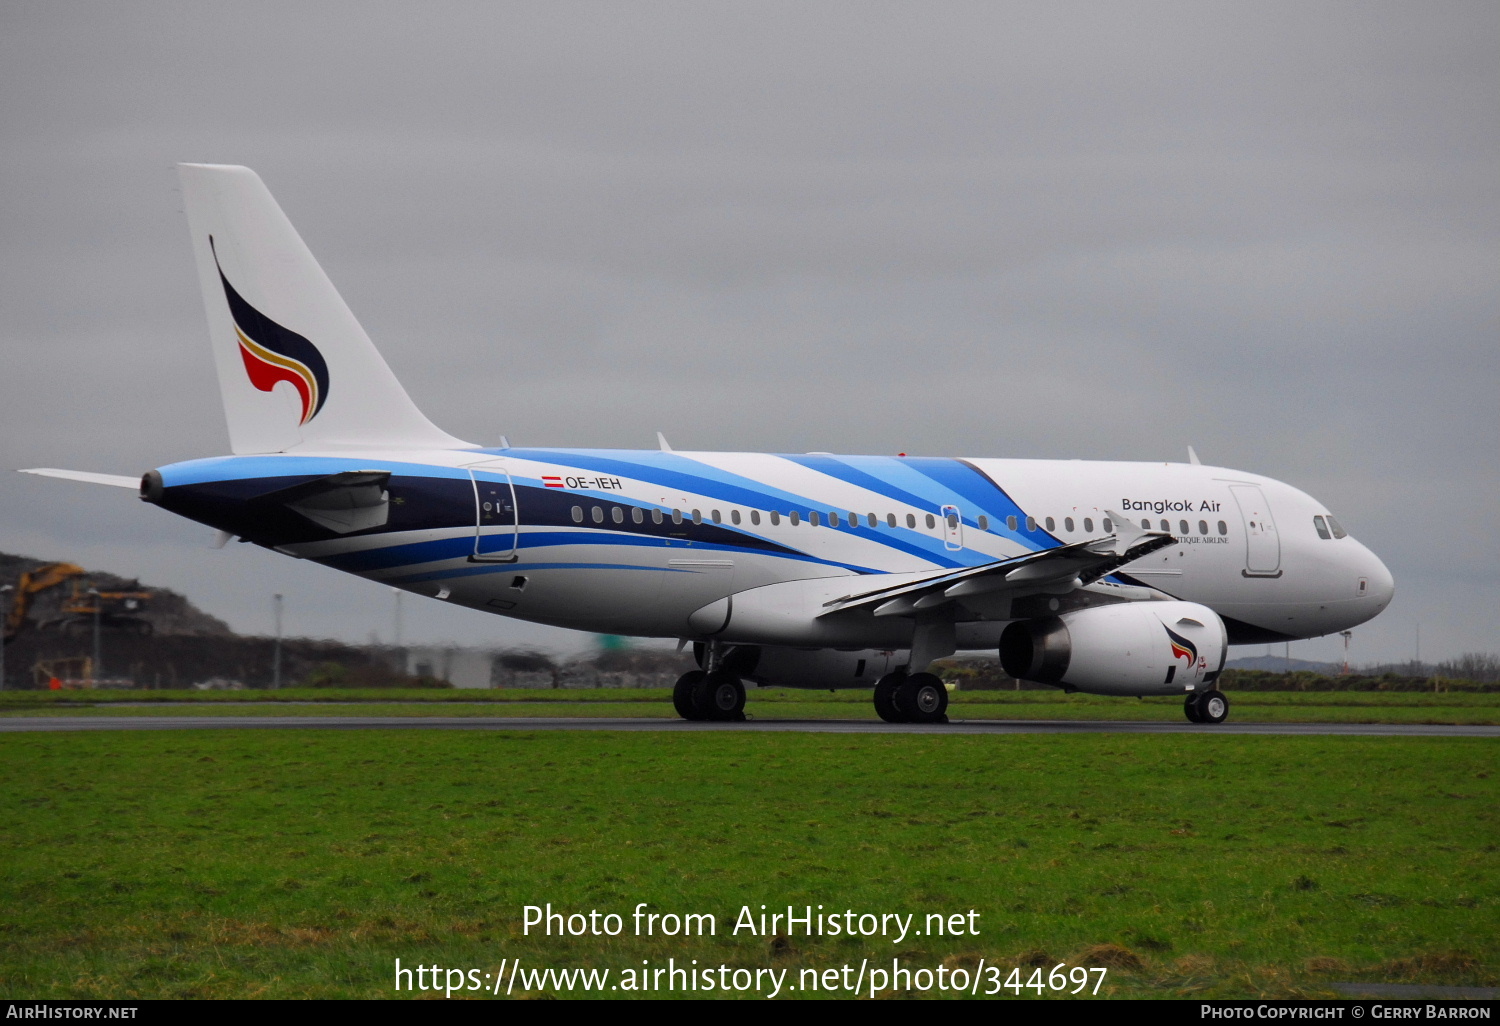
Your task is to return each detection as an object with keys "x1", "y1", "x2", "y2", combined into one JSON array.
[
  {"x1": 543, "y1": 476, "x2": 564, "y2": 488},
  {"x1": 211, "y1": 236, "x2": 330, "y2": 425}
]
